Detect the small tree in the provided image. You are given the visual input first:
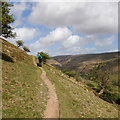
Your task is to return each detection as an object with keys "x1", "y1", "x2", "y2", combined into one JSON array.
[
  {"x1": 38, "y1": 52, "x2": 50, "y2": 63},
  {"x1": 66, "y1": 71, "x2": 76, "y2": 78},
  {"x1": 16, "y1": 40, "x2": 24, "y2": 47},
  {"x1": 23, "y1": 46, "x2": 30, "y2": 52},
  {"x1": 1, "y1": 2, "x2": 16, "y2": 38},
  {"x1": 62, "y1": 69, "x2": 67, "y2": 73}
]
